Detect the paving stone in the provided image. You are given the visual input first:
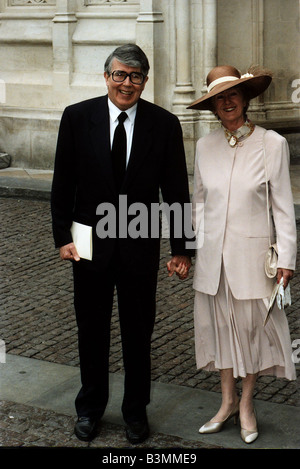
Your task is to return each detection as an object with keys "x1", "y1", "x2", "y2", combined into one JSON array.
[{"x1": 0, "y1": 400, "x2": 217, "y2": 449}]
